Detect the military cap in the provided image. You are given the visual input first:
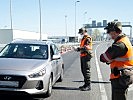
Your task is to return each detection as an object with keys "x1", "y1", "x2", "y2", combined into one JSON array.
[
  {"x1": 78, "y1": 27, "x2": 87, "y2": 34},
  {"x1": 104, "y1": 21, "x2": 122, "y2": 33}
]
